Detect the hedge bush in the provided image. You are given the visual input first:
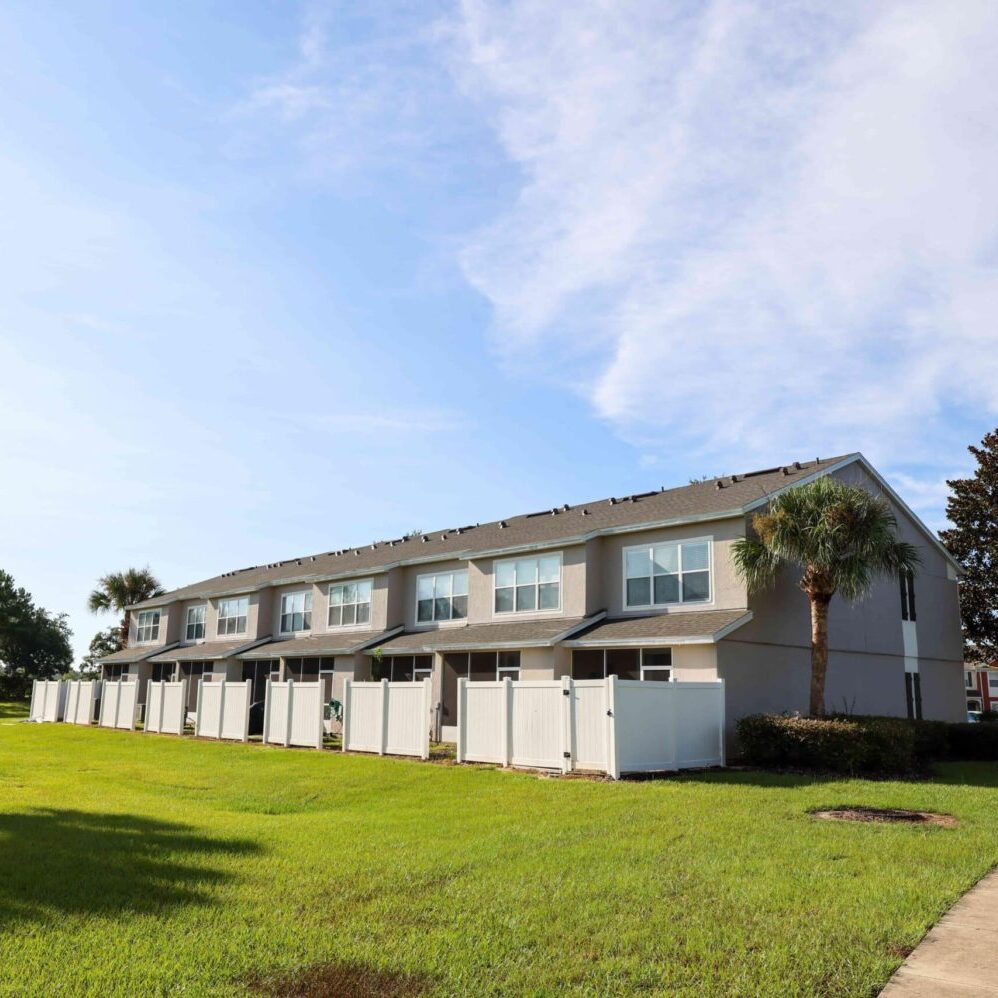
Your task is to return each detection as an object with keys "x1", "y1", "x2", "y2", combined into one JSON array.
[{"x1": 737, "y1": 712, "x2": 998, "y2": 774}]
